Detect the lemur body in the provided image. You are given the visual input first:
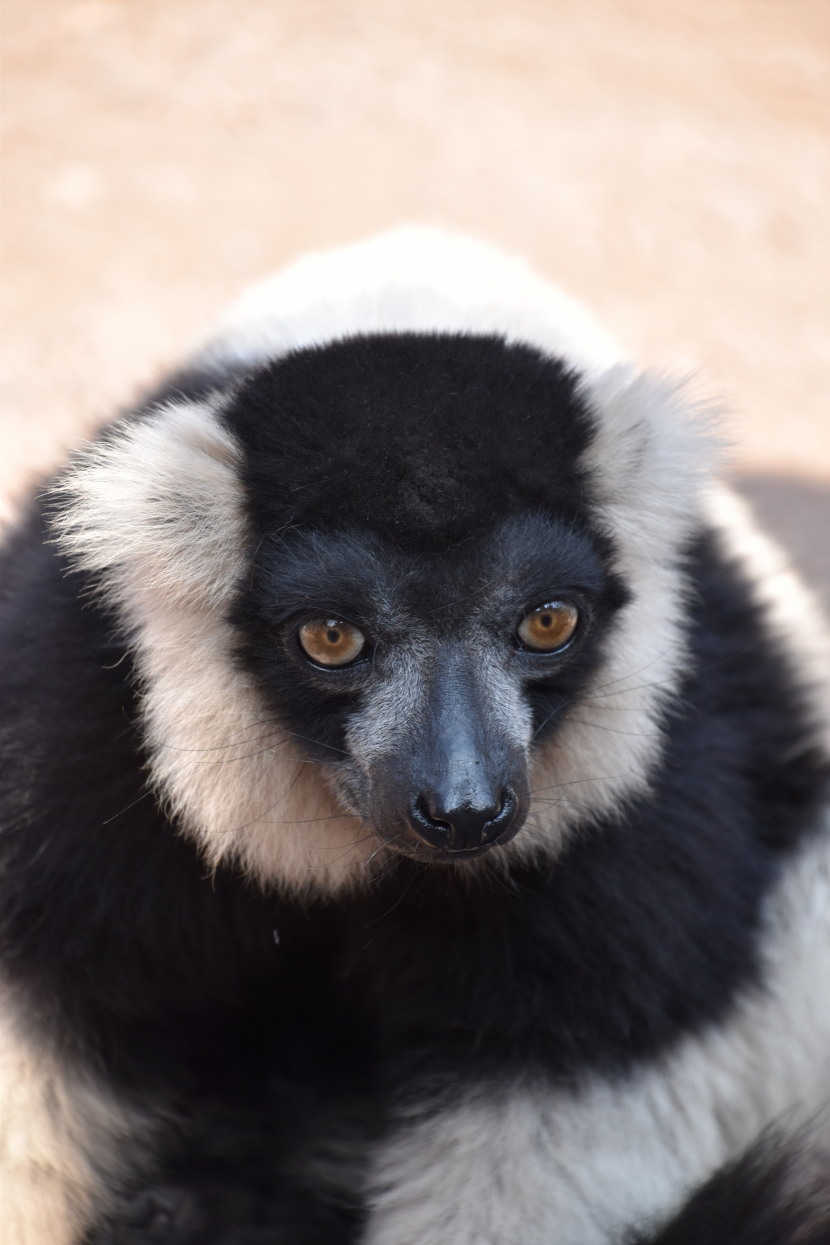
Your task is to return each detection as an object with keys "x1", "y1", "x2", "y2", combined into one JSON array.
[{"x1": 1, "y1": 231, "x2": 829, "y2": 1244}]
